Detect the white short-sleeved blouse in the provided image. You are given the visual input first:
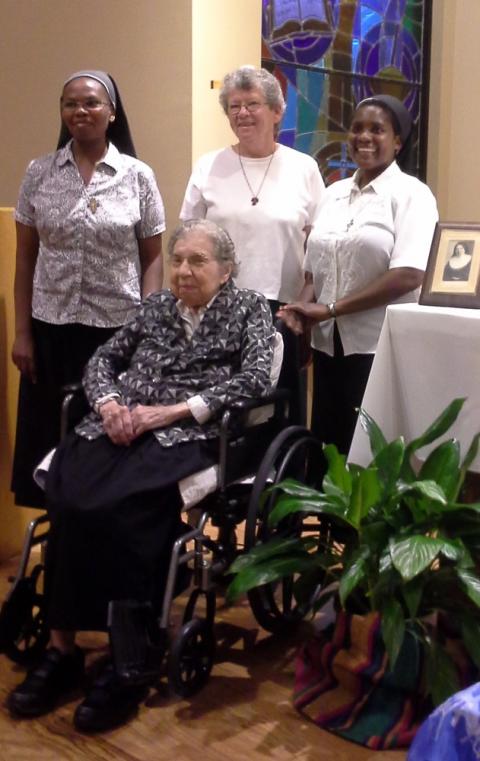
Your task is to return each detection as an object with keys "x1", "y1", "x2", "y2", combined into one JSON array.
[{"x1": 304, "y1": 162, "x2": 438, "y2": 356}]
